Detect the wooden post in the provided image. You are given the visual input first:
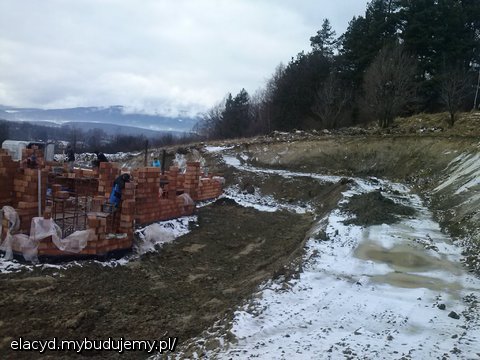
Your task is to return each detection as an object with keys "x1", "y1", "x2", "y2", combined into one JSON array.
[
  {"x1": 161, "y1": 149, "x2": 166, "y2": 175},
  {"x1": 144, "y1": 140, "x2": 149, "y2": 167}
]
